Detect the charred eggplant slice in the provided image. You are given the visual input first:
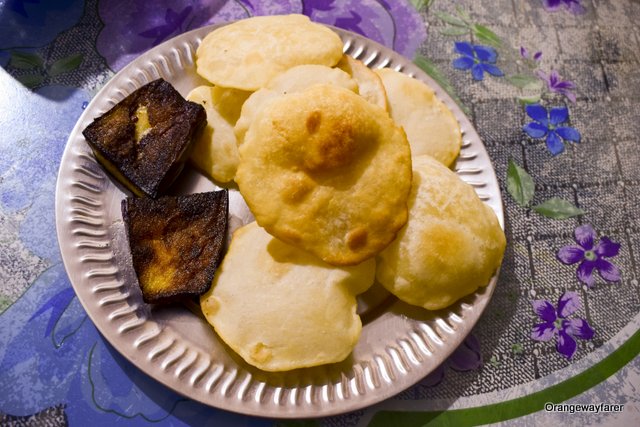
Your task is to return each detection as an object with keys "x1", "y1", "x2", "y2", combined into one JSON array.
[
  {"x1": 83, "y1": 79, "x2": 206, "y2": 198},
  {"x1": 122, "y1": 190, "x2": 228, "y2": 304}
]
